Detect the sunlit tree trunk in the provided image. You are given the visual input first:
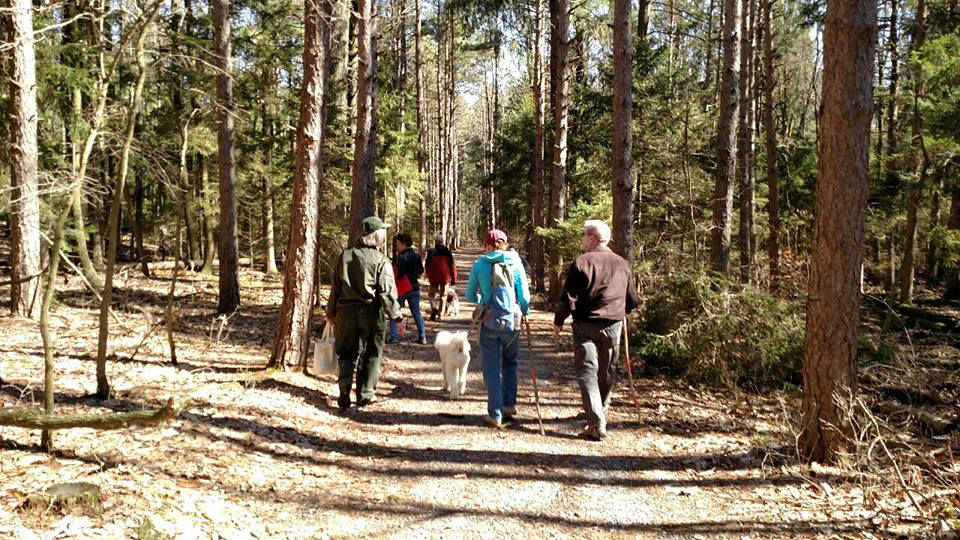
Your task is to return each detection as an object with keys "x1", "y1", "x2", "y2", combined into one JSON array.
[
  {"x1": 415, "y1": 0, "x2": 427, "y2": 253},
  {"x1": 548, "y1": 0, "x2": 570, "y2": 300},
  {"x1": 762, "y1": 0, "x2": 780, "y2": 289},
  {"x1": 611, "y1": 0, "x2": 634, "y2": 263},
  {"x1": 213, "y1": 0, "x2": 241, "y2": 313},
  {"x1": 8, "y1": 0, "x2": 41, "y2": 319},
  {"x1": 531, "y1": 0, "x2": 546, "y2": 292},
  {"x1": 269, "y1": 0, "x2": 331, "y2": 370},
  {"x1": 350, "y1": 0, "x2": 378, "y2": 241},
  {"x1": 801, "y1": 0, "x2": 876, "y2": 463},
  {"x1": 736, "y1": 0, "x2": 755, "y2": 282},
  {"x1": 710, "y1": 0, "x2": 740, "y2": 276}
]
